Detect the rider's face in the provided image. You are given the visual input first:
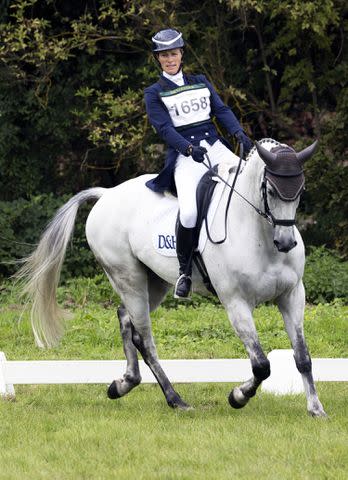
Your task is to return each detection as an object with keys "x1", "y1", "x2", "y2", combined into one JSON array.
[{"x1": 157, "y1": 49, "x2": 183, "y2": 75}]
